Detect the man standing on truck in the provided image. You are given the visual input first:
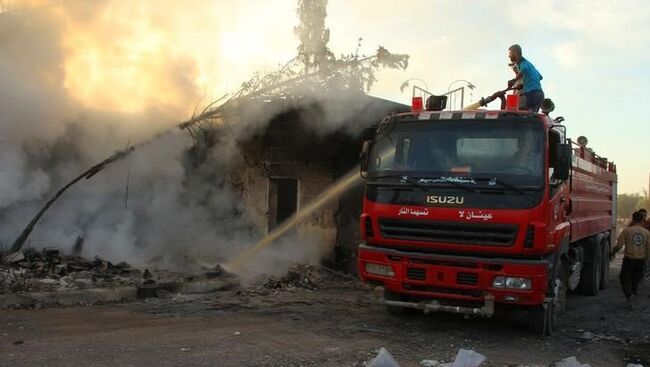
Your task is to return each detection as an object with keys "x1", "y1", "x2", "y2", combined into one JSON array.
[
  {"x1": 613, "y1": 211, "x2": 650, "y2": 304},
  {"x1": 507, "y1": 44, "x2": 544, "y2": 112}
]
